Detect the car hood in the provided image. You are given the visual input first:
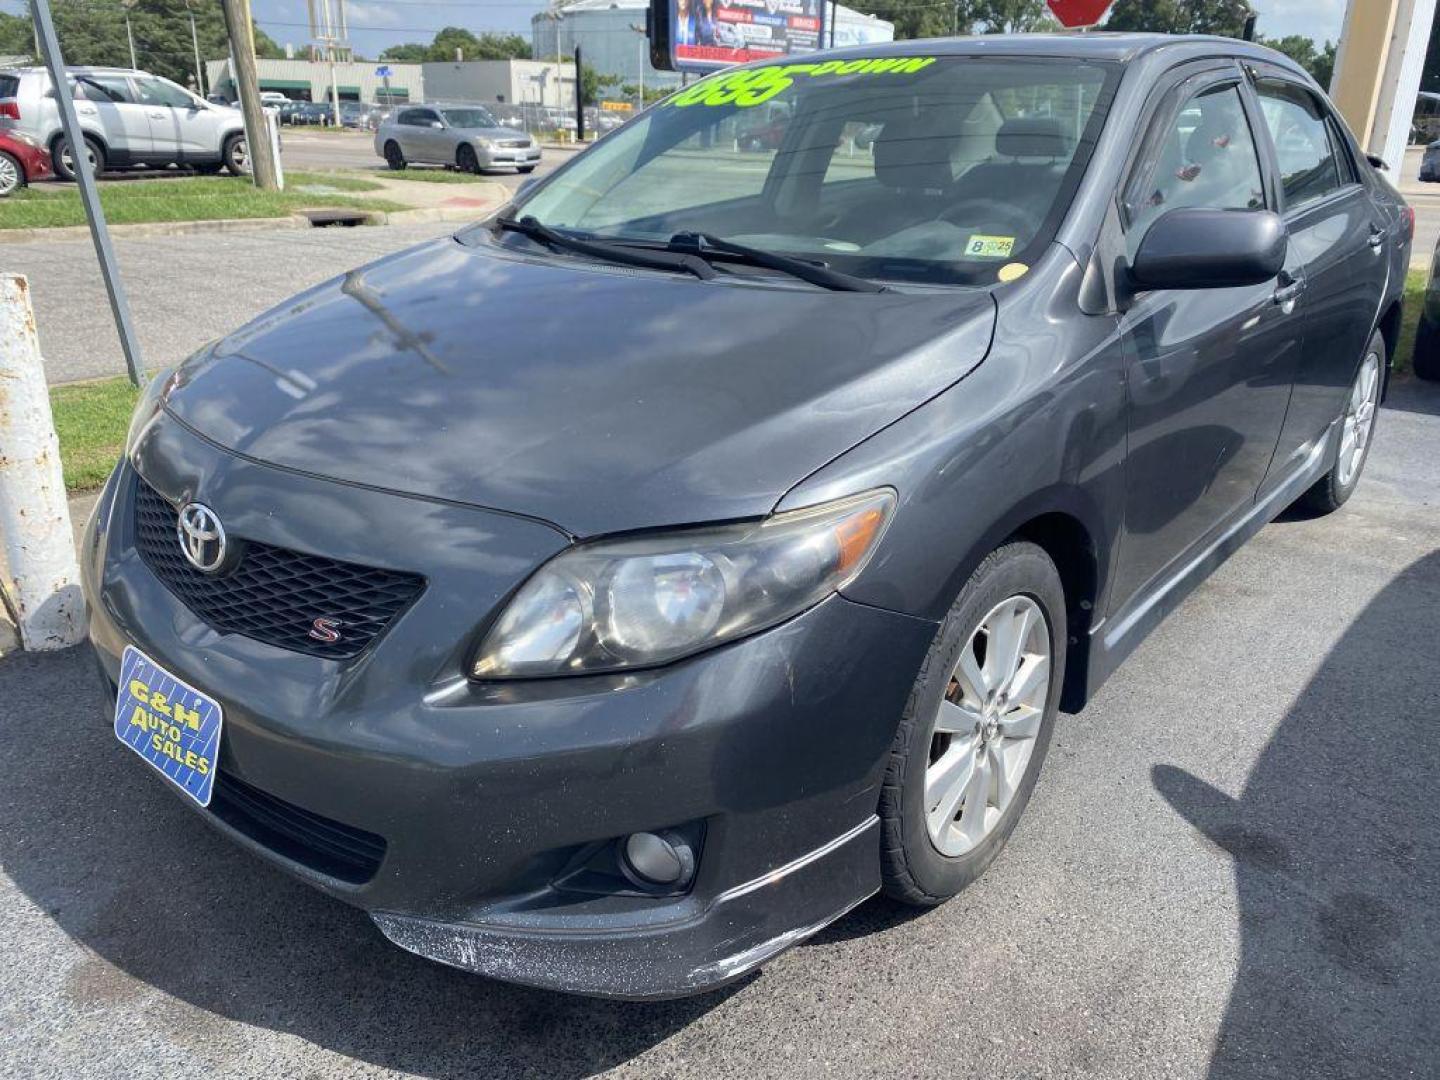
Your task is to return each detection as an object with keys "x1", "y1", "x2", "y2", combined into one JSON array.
[{"x1": 165, "y1": 234, "x2": 996, "y2": 537}]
